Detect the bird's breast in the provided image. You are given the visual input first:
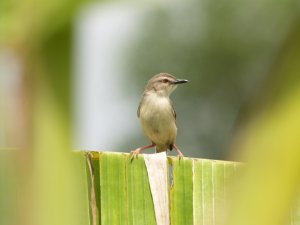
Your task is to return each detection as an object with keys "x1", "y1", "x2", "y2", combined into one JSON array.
[
  {"x1": 139, "y1": 94, "x2": 177, "y2": 149},
  {"x1": 140, "y1": 95, "x2": 174, "y2": 123}
]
